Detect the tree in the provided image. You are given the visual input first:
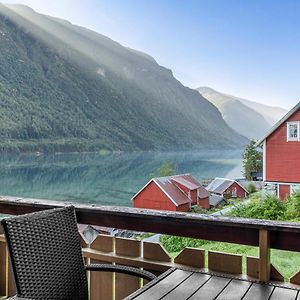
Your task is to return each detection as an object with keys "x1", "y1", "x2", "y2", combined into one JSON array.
[
  {"x1": 149, "y1": 162, "x2": 176, "y2": 179},
  {"x1": 158, "y1": 162, "x2": 176, "y2": 177},
  {"x1": 243, "y1": 140, "x2": 263, "y2": 181}
]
